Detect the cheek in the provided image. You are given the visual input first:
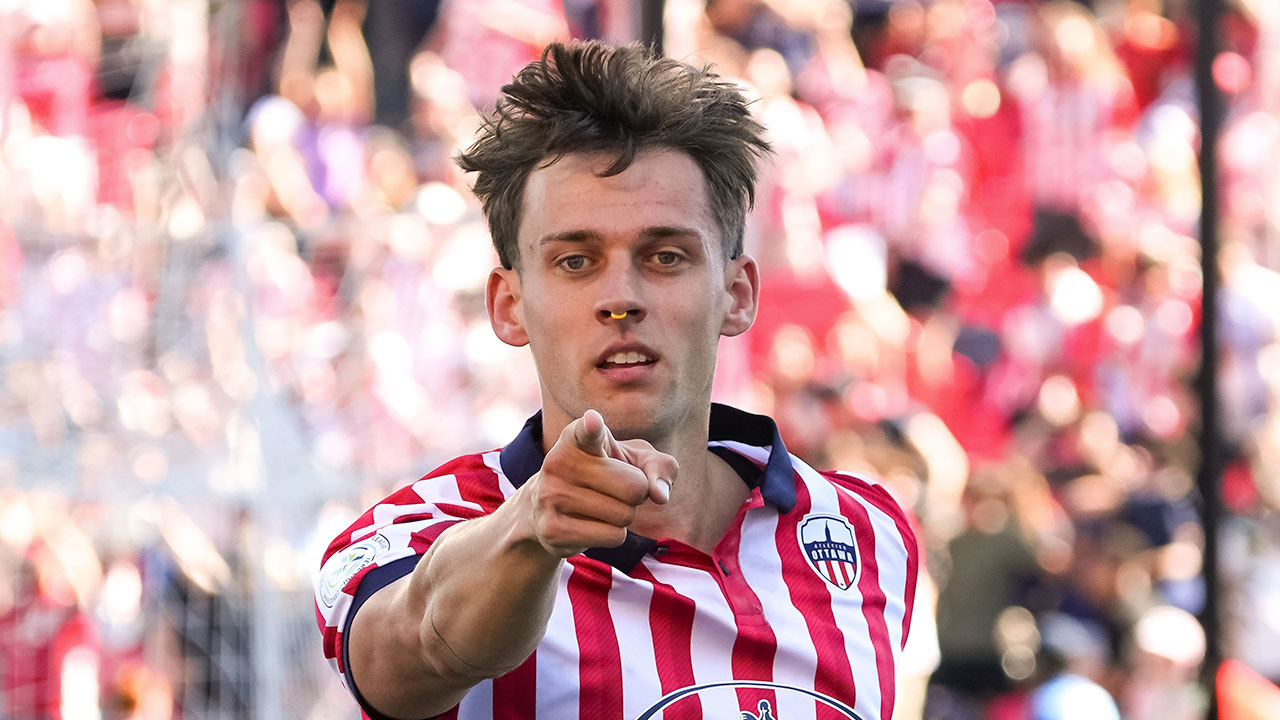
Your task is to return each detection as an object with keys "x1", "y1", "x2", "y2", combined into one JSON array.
[
  {"x1": 697, "y1": 286, "x2": 732, "y2": 328},
  {"x1": 521, "y1": 286, "x2": 567, "y2": 332},
  {"x1": 682, "y1": 296, "x2": 727, "y2": 354},
  {"x1": 523, "y1": 302, "x2": 579, "y2": 361}
]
